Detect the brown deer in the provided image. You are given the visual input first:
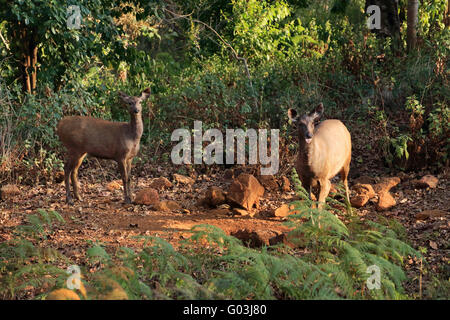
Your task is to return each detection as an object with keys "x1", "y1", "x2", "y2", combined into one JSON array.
[
  {"x1": 56, "y1": 88, "x2": 151, "y2": 205},
  {"x1": 288, "y1": 103, "x2": 351, "y2": 208}
]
